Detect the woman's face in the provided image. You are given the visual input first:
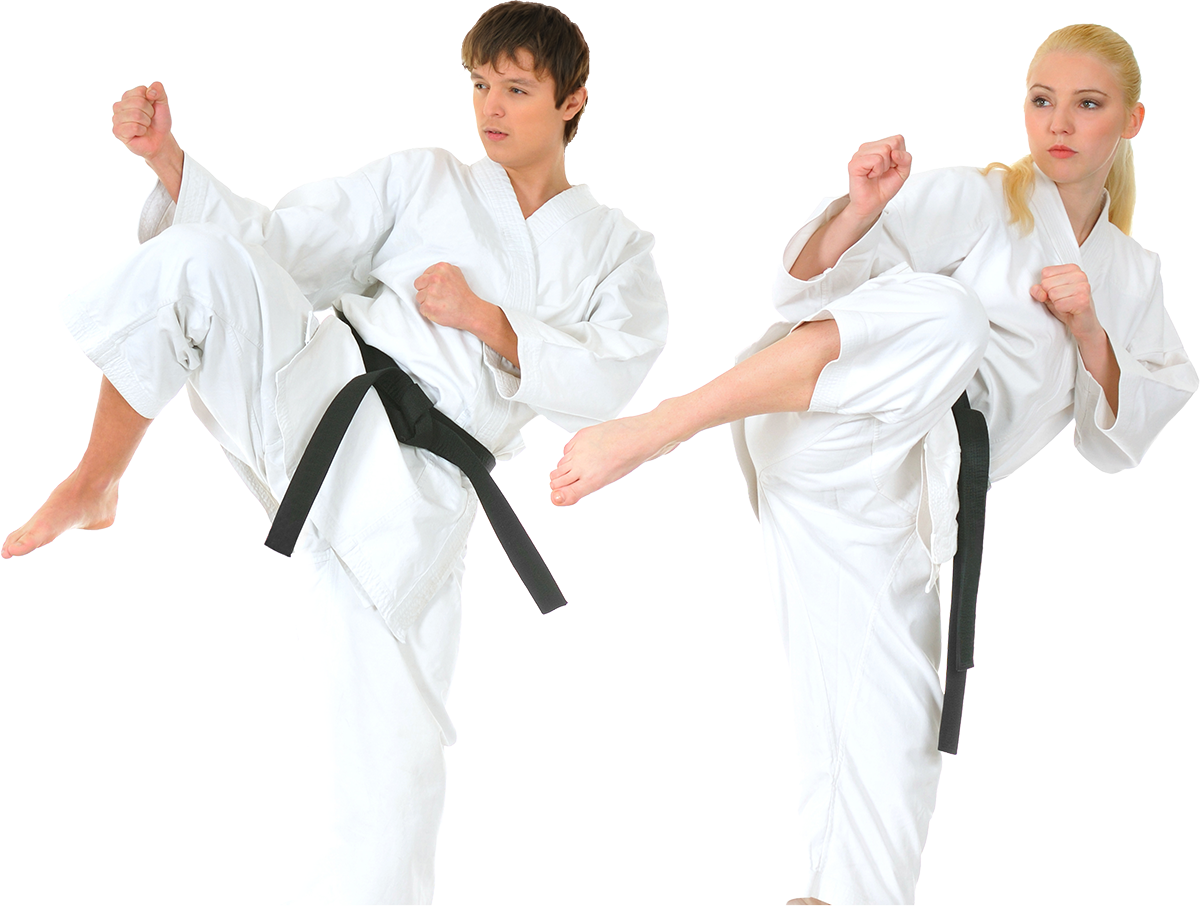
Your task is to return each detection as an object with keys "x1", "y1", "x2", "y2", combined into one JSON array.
[{"x1": 1024, "y1": 50, "x2": 1144, "y2": 195}]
